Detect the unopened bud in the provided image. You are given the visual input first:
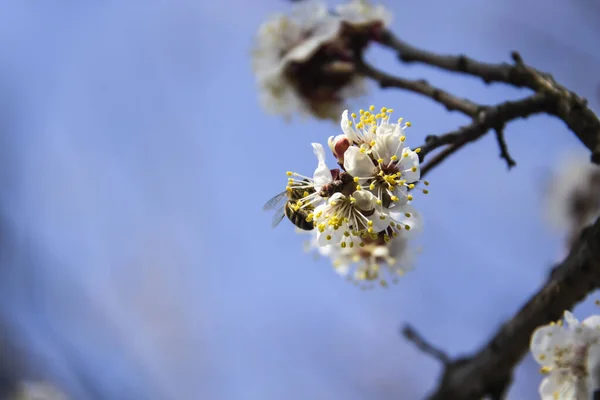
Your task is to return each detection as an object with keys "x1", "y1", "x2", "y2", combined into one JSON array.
[{"x1": 330, "y1": 135, "x2": 351, "y2": 164}]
